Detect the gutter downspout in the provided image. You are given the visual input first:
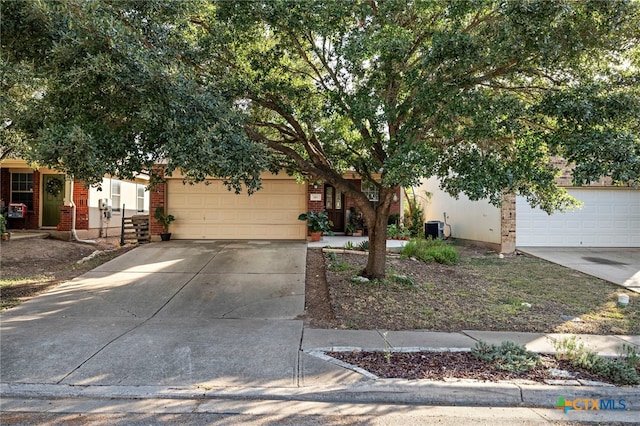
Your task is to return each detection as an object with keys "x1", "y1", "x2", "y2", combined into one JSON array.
[{"x1": 69, "y1": 179, "x2": 96, "y2": 244}]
